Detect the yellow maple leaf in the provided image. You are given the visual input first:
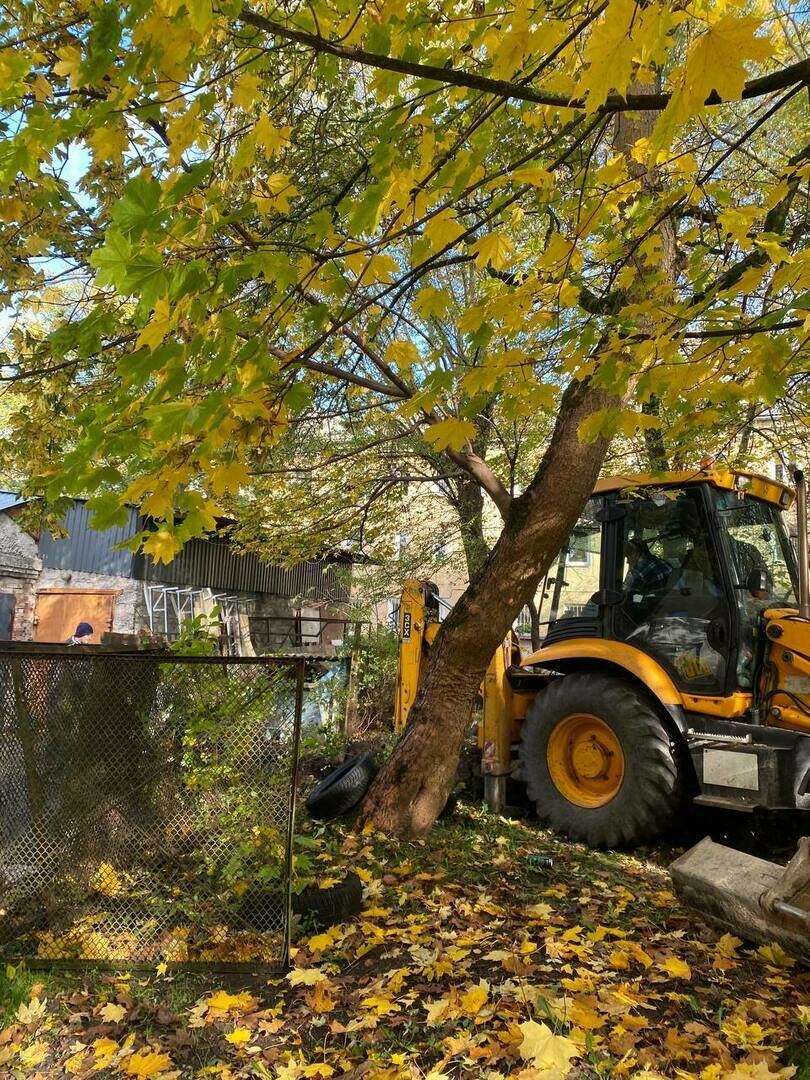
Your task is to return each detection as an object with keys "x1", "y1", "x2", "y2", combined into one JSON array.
[
  {"x1": 91, "y1": 862, "x2": 122, "y2": 897},
  {"x1": 513, "y1": 166, "x2": 554, "y2": 193},
  {"x1": 19, "y1": 1041, "x2": 49, "y2": 1068},
  {"x1": 460, "y1": 982, "x2": 489, "y2": 1016},
  {"x1": 715, "y1": 933, "x2": 743, "y2": 959},
  {"x1": 99, "y1": 1002, "x2": 127, "y2": 1024},
  {"x1": 719, "y1": 1063, "x2": 797, "y2": 1080},
  {"x1": 652, "y1": 14, "x2": 774, "y2": 152},
  {"x1": 87, "y1": 123, "x2": 129, "y2": 166},
  {"x1": 305, "y1": 928, "x2": 338, "y2": 953},
  {"x1": 92, "y1": 1036, "x2": 119, "y2": 1059},
  {"x1": 519, "y1": 1019, "x2": 580, "y2": 1075},
  {"x1": 205, "y1": 989, "x2": 259, "y2": 1013},
  {"x1": 210, "y1": 459, "x2": 249, "y2": 496},
  {"x1": 361, "y1": 994, "x2": 400, "y2": 1016},
  {"x1": 254, "y1": 115, "x2": 291, "y2": 155},
  {"x1": 471, "y1": 231, "x2": 514, "y2": 270},
  {"x1": 385, "y1": 339, "x2": 421, "y2": 369},
  {"x1": 141, "y1": 529, "x2": 182, "y2": 566},
  {"x1": 721, "y1": 1016, "x2": 766, "y2": 1050},
  {"x1": 225, "y1": 1026, "x2": 252, "y2": 1046},
  {"x1": 286, "y1": 967, "x2": 328, "y2": 986},
  {"x1": 231, "y1": 72, "x2": 262, "y2": 110},
  {"x1": 423, "y1": 209, "x2": 464, "y2": 252},
  {"x1": 32, "y1": 74, "x2": 52, "y2": 102},
  {"x1": 423, "y1": 417, "x2": 477, "y2": 453},
  {"x1": 578, "y1": 0, "x2": 638, "y2": 112},
  {"x1": 16, "y1": 996, "x2": 47, "y2": 1025},
  {"x1": 122, "y1": 1049, "x2": 173, "y2": 1077},
  {"x1": 65, "y1": 1049, "x2": 88, "y2": 1075},
  {"x1": 659, "y1": 956, "x2": 692, "y2": 979},
  {"x1": 136, "y1": 298, "x2": 173, "y2": 352},
  {"x1": 756, "y1": 942, "x2": 795, "y2": 968},
  {"x1": 424, "y1": 997, "x2": 451, "y2": 1025},
  {"x1": 54, "y1": 45, "x2": 83, "y2": 89}
]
